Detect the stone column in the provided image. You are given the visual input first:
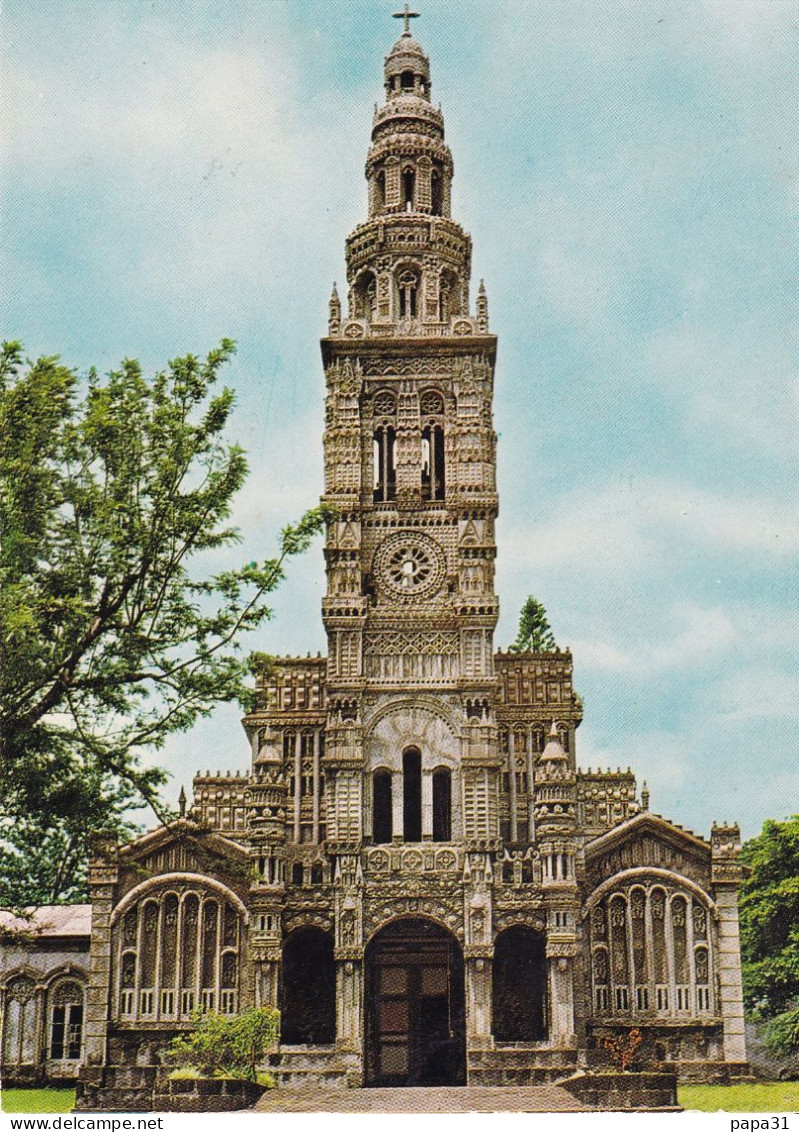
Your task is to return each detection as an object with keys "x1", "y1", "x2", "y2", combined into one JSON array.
[
  {"x1": 34, "y1": 985, "x2": 47, "y2": 1077},
  {"x1": 715, "y1": 887, "x2": 747, "y2": 1063},
  {"x1": 312, "y1": 730, "x2": 321, "y2": 844},
  {"x1": 335, "y1": 957, "x2": 363, "y2": 1053},
  {"x1": 293, "y1": 733, "x2": 302, "y2": 843},
  {"x1": 255, "y1": 955, "x2": 281, "y2": 1010},
  {"x1": 422, "y1": 770, "x2": 433, "y2": 840},
  {"x1": 464, "y1": 952, "x2": 493, "y2": 1048},
  {"x1": 83, "y1": 836, "x2": 118, "y2": 1069},
  {"x1": 391, "y1": 771, "x2": 403, "y2": 842},
  {"x1": 507, "y1": 731, "x2": 518, "y2": 842},
  {"x1": 527, "y1": 727, "x2": 537, "y2": 839},
  {"x1": 547, "y1": 948, "x2": 576, "y2": 1048}
]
